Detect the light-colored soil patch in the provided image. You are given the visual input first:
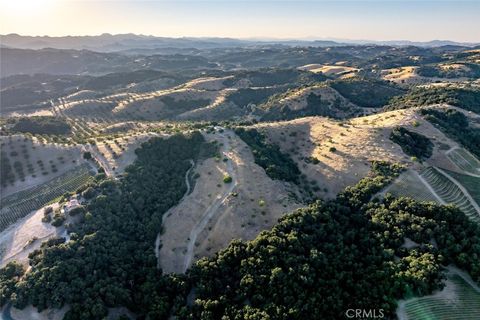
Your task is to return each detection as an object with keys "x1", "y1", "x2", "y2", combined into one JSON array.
[
  {"x1": 100, "y1": 121, "x2": 143, "y2": 134},
  {"x1": 439, "y1": 63, "x2": 471, "y2": 72},
  {"x1": 382, "y1": 66, "x2": 471, "y2": 86},
  {"x1": 381, "y1": 66, "x2": 422, "y2": 84},
  {"x1": 64, "y1": 90, "x2": 97, "y2": 101},
  {"x1": 9, "y1": 109, "x2": 54, "y2": 117},
  {"x1": 0, "y1": 203, "x2": 62, "y2": 268},
  {"x1": 298, "y1": 64, "x2": 359, "y2": 78},
  {"x1": 159, "y1": 129, "x2": 299, "y2": 273}
]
